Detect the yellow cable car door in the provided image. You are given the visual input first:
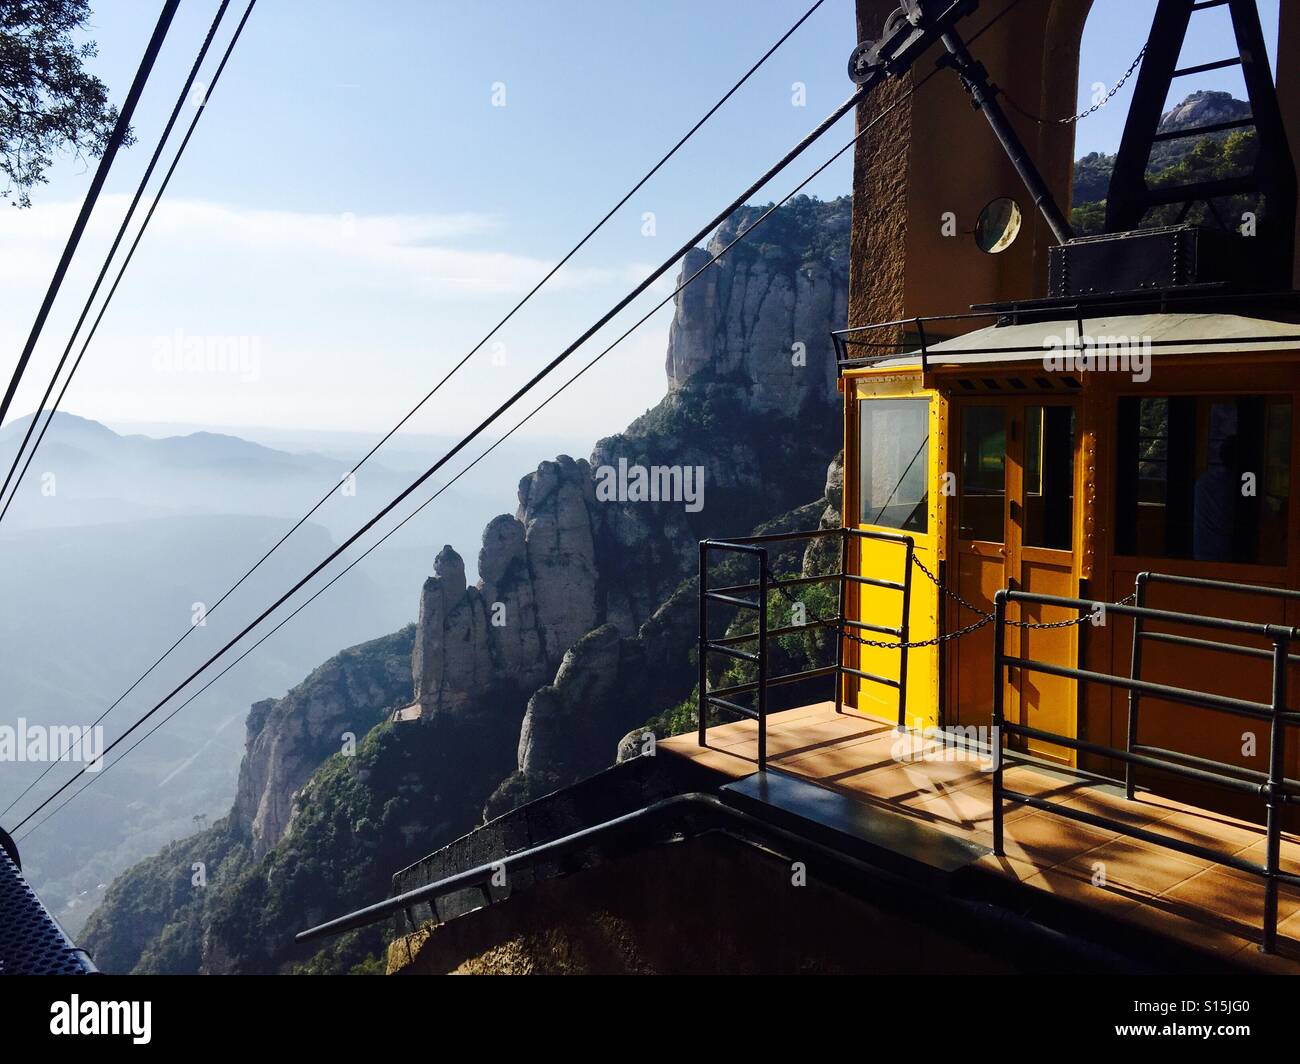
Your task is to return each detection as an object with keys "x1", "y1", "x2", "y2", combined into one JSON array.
[{"x1": 949, "y1": 396, "x2": 1079, "y2": 763}]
